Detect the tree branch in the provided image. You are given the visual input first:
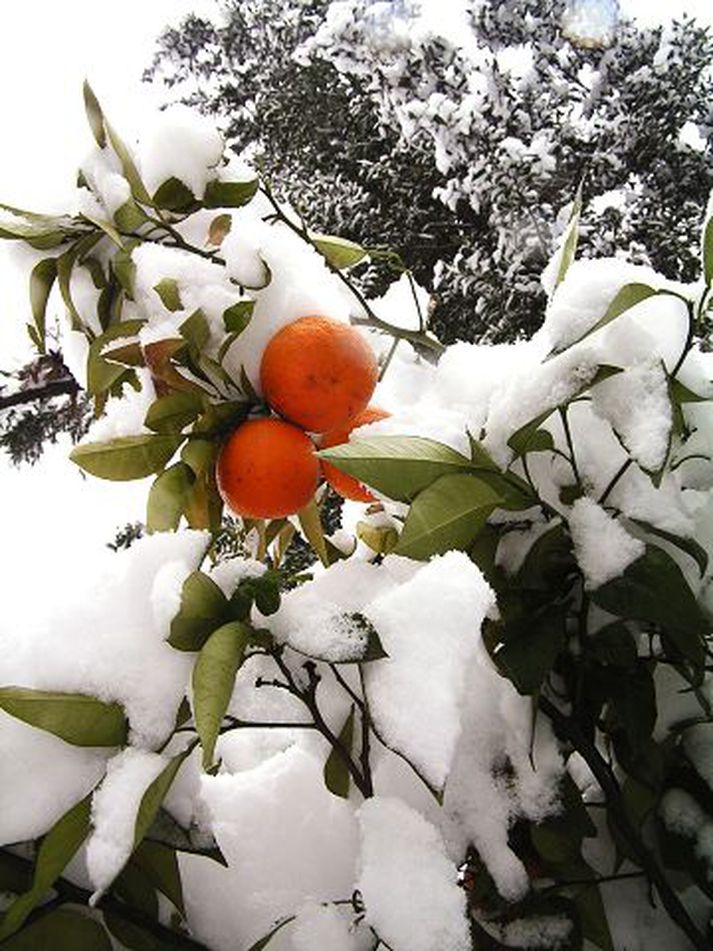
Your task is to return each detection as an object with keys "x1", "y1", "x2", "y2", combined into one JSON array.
[{"x1": 0, "y1": 377, "x2": 80, "y2": 411}]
